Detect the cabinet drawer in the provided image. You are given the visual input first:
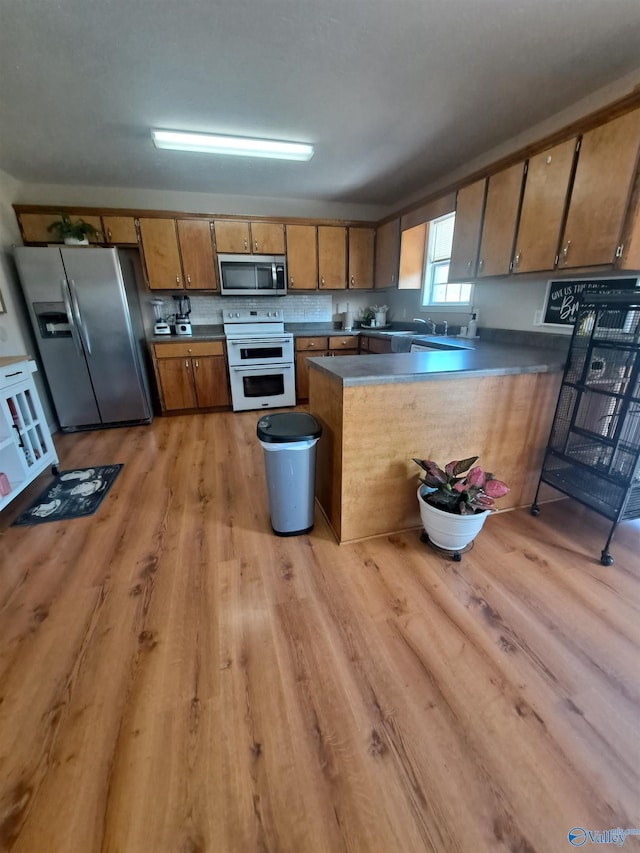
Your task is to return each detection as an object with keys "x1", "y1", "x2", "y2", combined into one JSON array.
[
  {"x1": 295, "y1": 337, "x2": 328, "y2": 351},
  {"x1": 329, "y1": 336, "x2": 358, "y2": 350},
  {"x1": 154, "y1": 341, "x2": 224, "y2": 359}
]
